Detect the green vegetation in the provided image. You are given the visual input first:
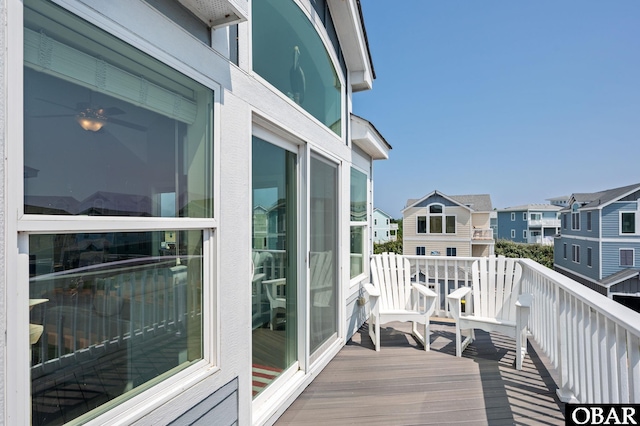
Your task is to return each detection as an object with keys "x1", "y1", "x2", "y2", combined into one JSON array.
[
  {"x1": 495, "y1": 239, "x2": 554, "y2": 269},
  {"x1": 374, "y1": 239, "x2": 402, "y2": 254}
]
